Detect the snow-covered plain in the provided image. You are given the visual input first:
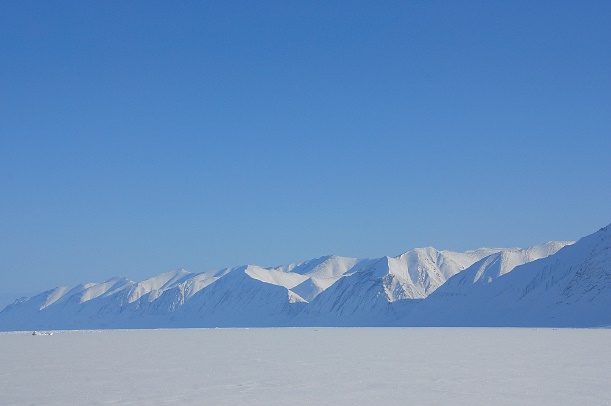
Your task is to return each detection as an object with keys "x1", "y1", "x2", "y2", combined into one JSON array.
[{"x1": 1, "y1": 328, "x2": 609, "y2": 405}]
